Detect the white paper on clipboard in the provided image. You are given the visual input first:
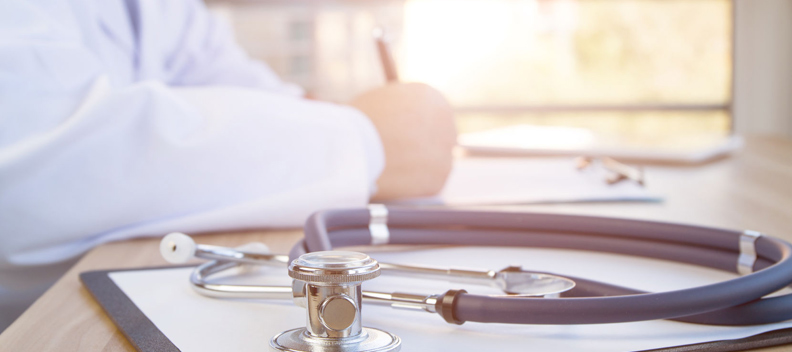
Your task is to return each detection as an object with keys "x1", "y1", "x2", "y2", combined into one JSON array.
[{"x1": 391, "y1": 157, "x2": 660, "y2": 206}]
